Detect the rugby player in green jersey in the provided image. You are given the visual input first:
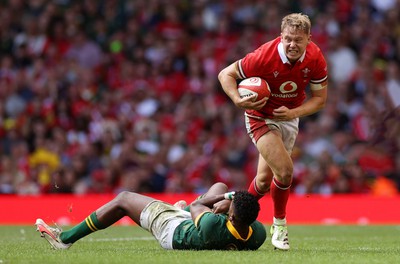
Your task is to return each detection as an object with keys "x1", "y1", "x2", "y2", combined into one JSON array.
[{"x1": 36, "y1": 182, "x2": 266, "y2": 250}]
